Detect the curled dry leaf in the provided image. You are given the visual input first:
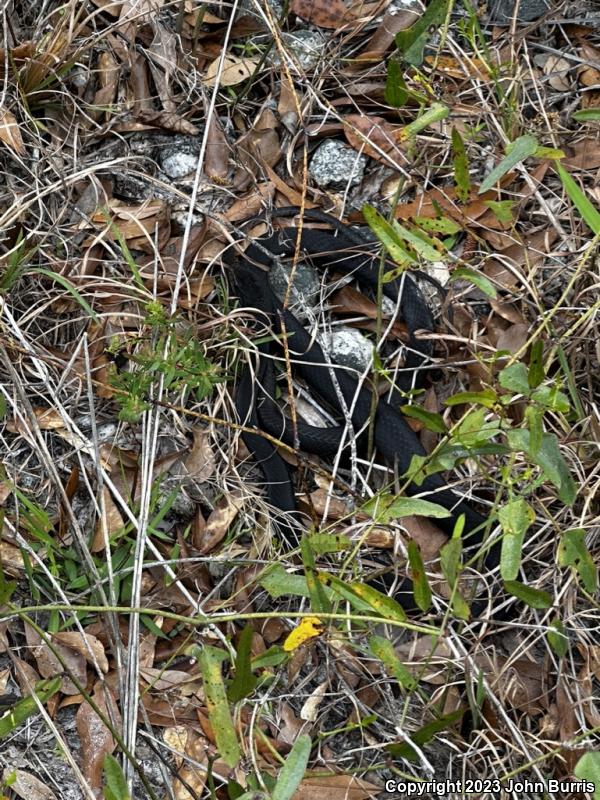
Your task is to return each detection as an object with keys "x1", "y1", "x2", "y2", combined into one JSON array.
[
  {"x1": 6, "y1": 406, "x2": 64, "y2": 434},
  {"x1": 205, "y1": 115, "x2": 230, "y2": 183},
  {"x1": 290, "y1": 0, "x2": 351, "y2": 29},
  {"x1": 1, "y1": 769, "x2": 58, "y2": 800},
  {"x1": 197, "y1": 493, "x2": 244, "y2": 555},
  {"x1": 203, "y1": 54, "x2": 258, "y2": 87},
  {"x1": 355, "y1": 7, "x2": 417, "y2": 63},
  {"x1": 25, "y1": 625, "x2": 86, "y2": 695},
  {"x1": 0, "y1": 540, "x2": 25, "y2": 576},
  {"x1": 92, "y1": 486, "x2": 125, "y2": 552},
  {"x1": 0, "y1": 108, "x2": 26, "y2": 156},
  {"x1": 52, "y1": 632, "x2": 109, "y2": 674},
  {"x1": 137, "y1": 109, "x2": 201, "y2": 136},
  {"x1": 183, "y1": 428, "x2": 216, "y2": 483},
  {"x1": 300, "y1": 678, "x2": 329, "y2": 721},
  {"x1": 77, "y1": 684, "x2": 121, "y2": 794},
  {"x1": 344, "y1": 113, "x2": 405, "y2": 166},
  {"x1": 543, "y1": 55, "x2": 571, "y2": 91}
]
